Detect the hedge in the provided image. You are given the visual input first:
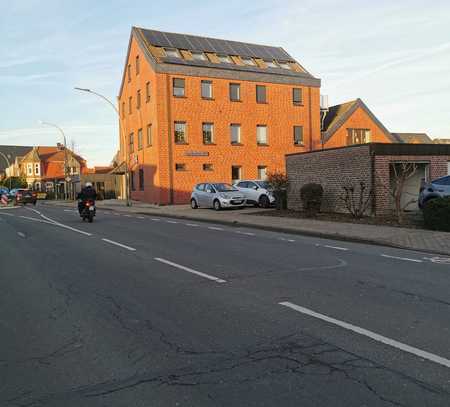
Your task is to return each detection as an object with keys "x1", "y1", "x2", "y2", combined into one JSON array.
[{"x1": 423, "y1": 197, "x2": 450, "y2": 232}]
